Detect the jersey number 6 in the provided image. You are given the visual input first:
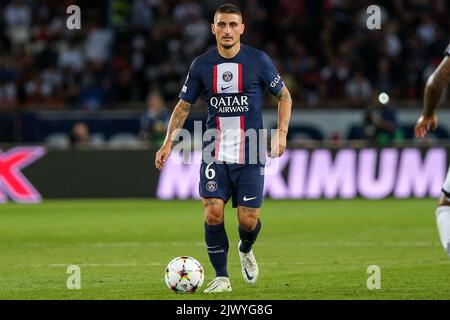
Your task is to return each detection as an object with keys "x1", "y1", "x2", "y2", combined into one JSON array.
[{"x1": 205, "y1": 163, "x2": 216, "y2": 180}]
